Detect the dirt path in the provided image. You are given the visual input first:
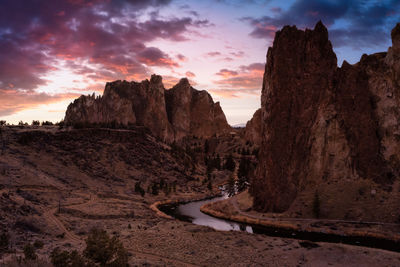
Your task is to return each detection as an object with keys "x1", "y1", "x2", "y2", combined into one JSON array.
[
  {"x1": 42, "y1": 192, "x2": 95, "y2": 249},
  {"x1": 41, "y1": 191, "x2": 199, "y2": 265},
  {"x1": 131, "y1": 249, "x2": 200, "y2": 267},
  {"x1": 44, "y1": 207, "x2": 83, "y2": 245}
]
